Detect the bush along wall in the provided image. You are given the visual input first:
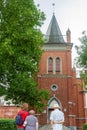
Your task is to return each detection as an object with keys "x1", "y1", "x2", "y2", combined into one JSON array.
[
  {"x1": 83, "y1": 123, "x2": 87, "y2": 130},
  {"x1": 0, "y1": 119, "x2": 17, "y2": 130}
]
